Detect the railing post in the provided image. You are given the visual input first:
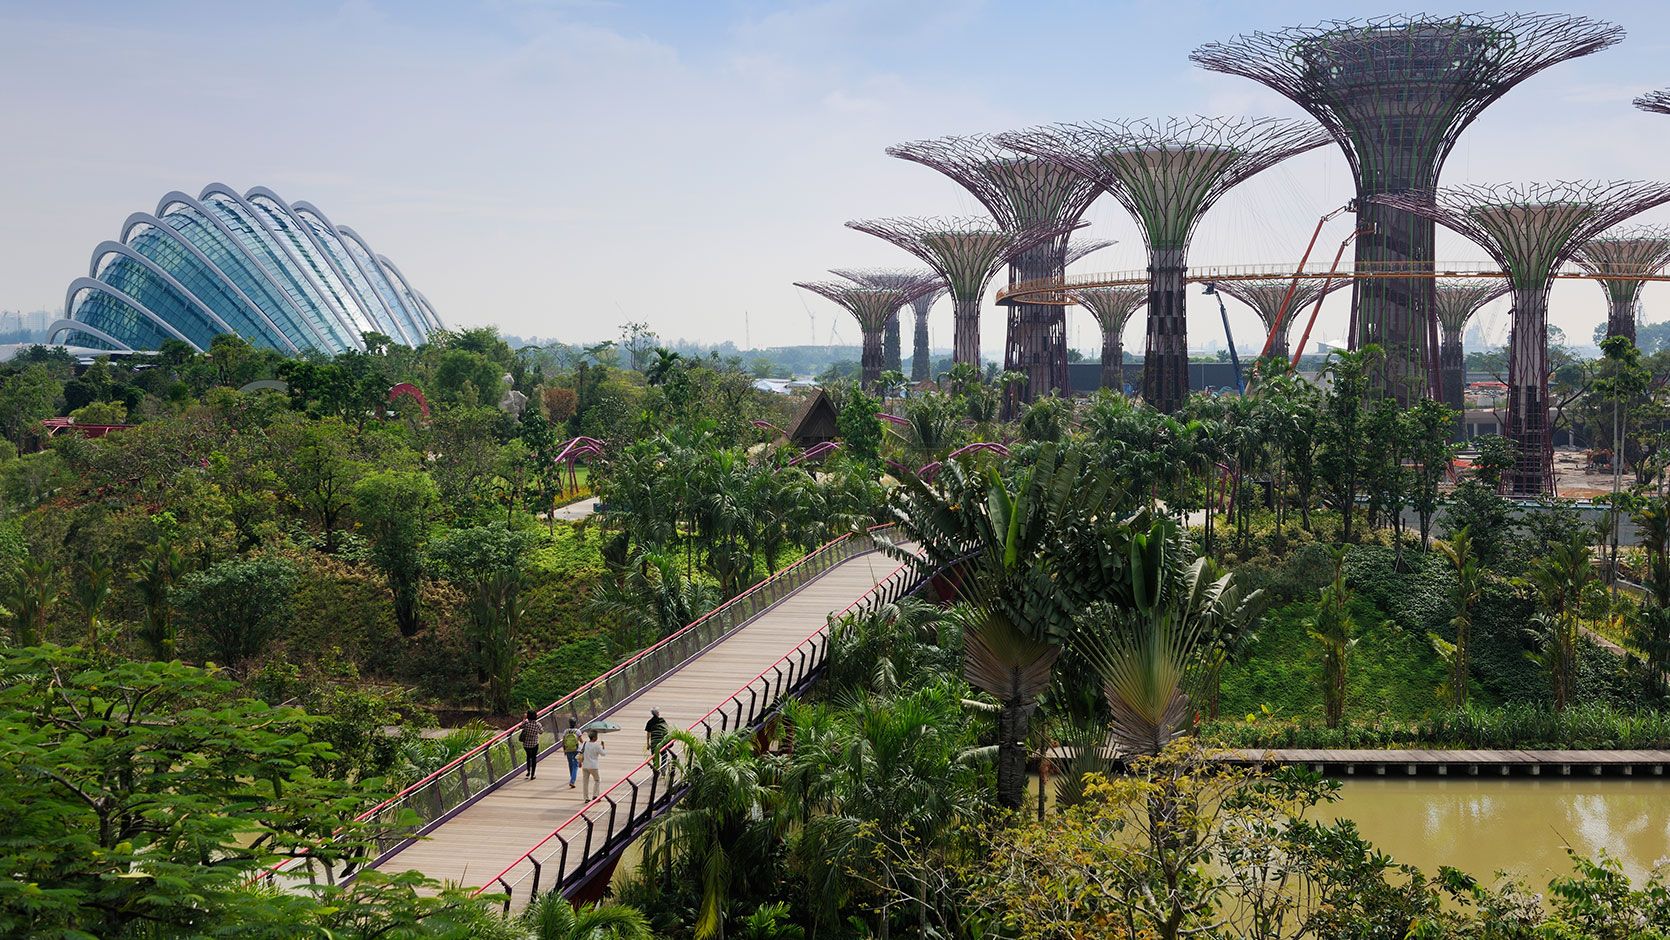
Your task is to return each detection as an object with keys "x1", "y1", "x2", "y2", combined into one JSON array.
[
  {"x1": 529, "y1": 856, "x2": 542, "y2": 897},
  {"x1": 497, "y1": 876, "x2": 512, "y2": 914}
]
